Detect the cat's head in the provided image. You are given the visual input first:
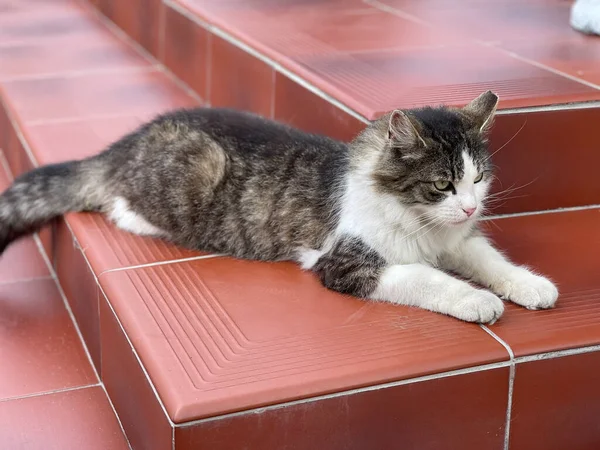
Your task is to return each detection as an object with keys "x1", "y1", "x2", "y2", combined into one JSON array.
[{"x1": 358, "y1": 91, "x2": 499, "y2": 226}]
